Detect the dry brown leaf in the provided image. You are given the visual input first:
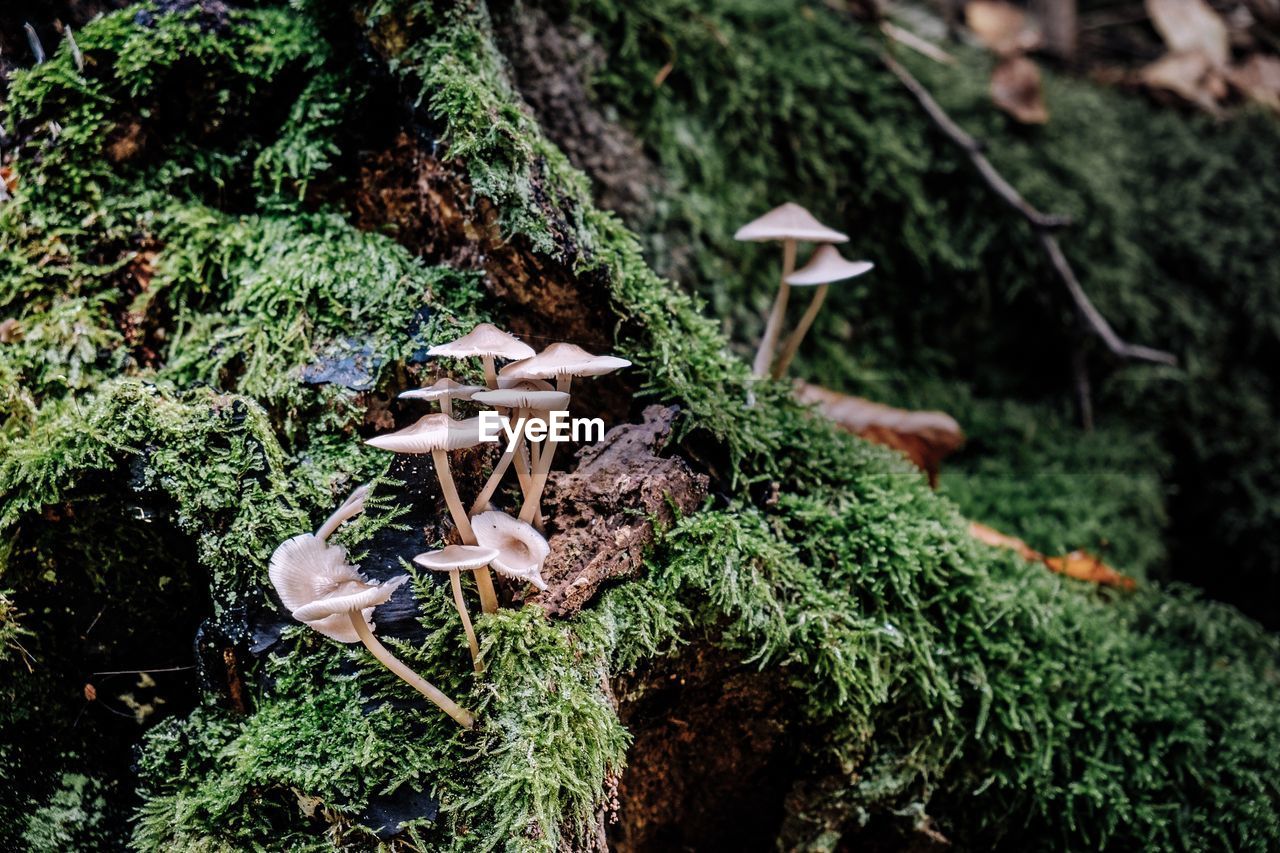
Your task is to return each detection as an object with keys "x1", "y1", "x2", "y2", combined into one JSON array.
[
  {"x1": 1141, "y1": 49, "x2": 1228, "y2": 112},
  {"x1": 991, "y1": 55, "x2": 1050, "y2": 123},
  {"x1": 965, "y1": 0, "x2": 1041, "y2": 56},
  {"x1": 968, "y1": 521, "x2": 1137, "y2": 589},
  {"x1": 1146, "y1": 0, "x2": 1231, "y2": 66},
  {"x1": 1227, "y1": 53, "x2": 1280, "y2": 111},
  {"x1": 795, "y1": 381, "x2": 964, "y2": 486},
  {"x1": 1045, "y1": 550, "x2": 1138, "y2": 589}
]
